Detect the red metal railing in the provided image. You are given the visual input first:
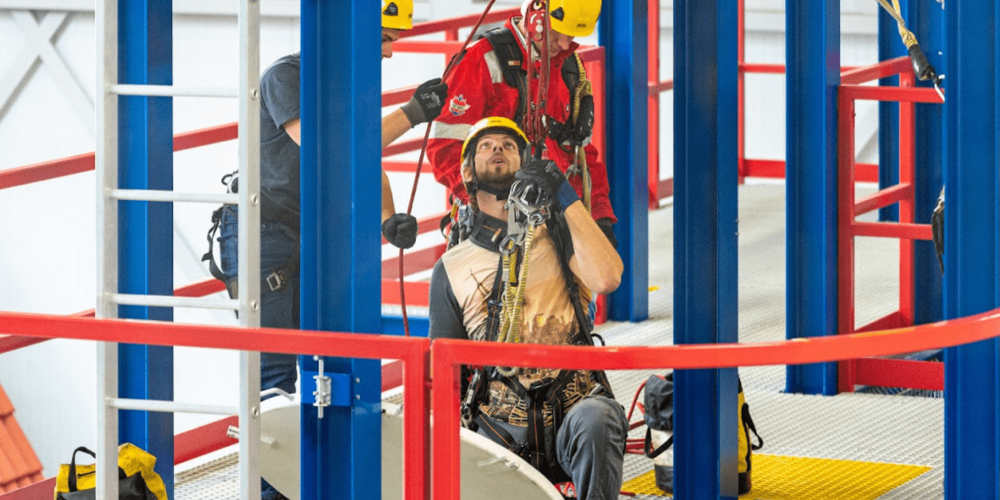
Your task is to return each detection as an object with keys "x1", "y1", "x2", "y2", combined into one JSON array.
[
  {"x1": 430, "y1": 305, "x2": 1000, "y2": 499},
  {"x1": 0, "y1": 312, "x2": 431, "y2": 499},
  {"x1": 837, "y1": 56, "x2": 943, "y2": 392}
]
